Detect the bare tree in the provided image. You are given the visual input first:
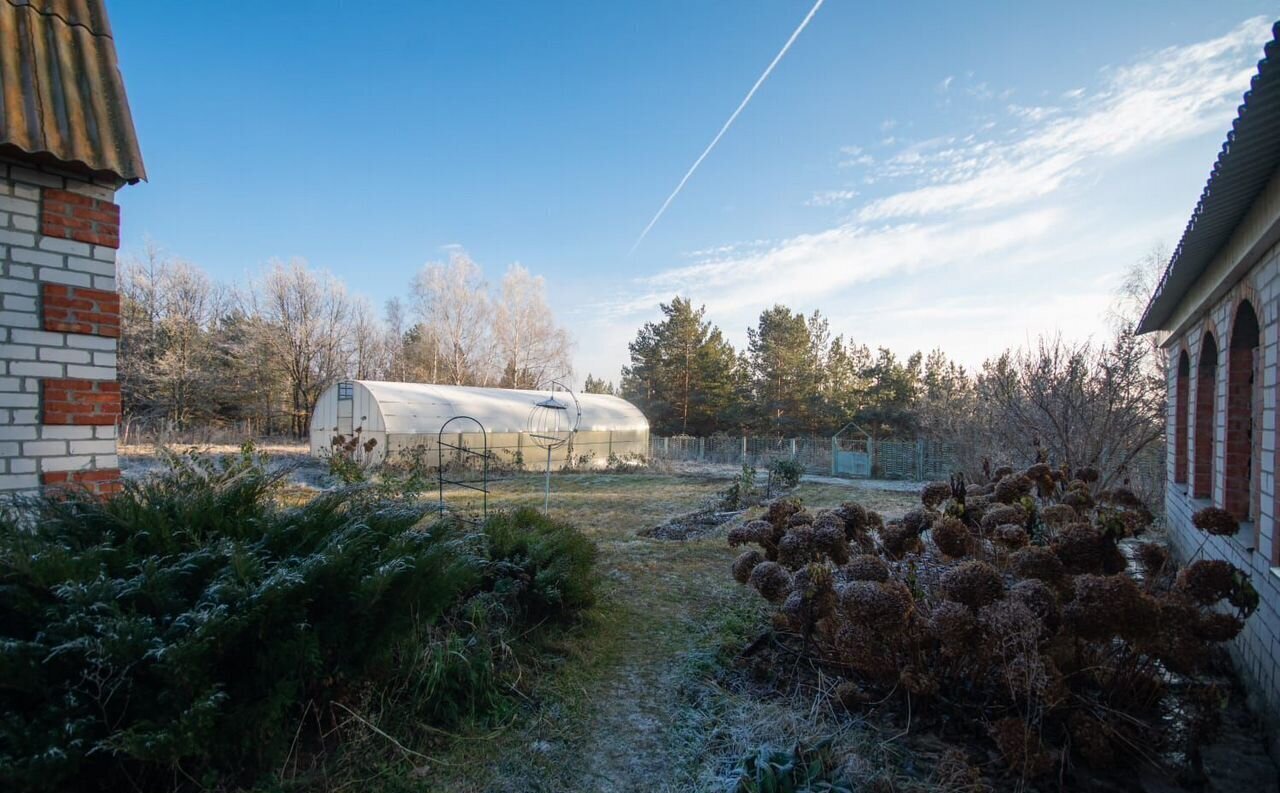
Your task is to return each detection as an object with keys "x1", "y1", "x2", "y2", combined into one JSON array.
[
  {"x1": 250, "y1": 259, "x2": 354, "y2": 437},
  {"x1": 492, "y1": 264, "x2": 573, "y2": 388},
  {"x1": 153, "y1": 260, "x2": 224, "y2": 425},
  {"x1": 411, "y1": 250, "x2": 494, "y2": 385},
  {"x1": 975, "y1": 332, "x2": 1165, "y2": 488},
  {"x1": 350, "y1": 297, "x2": 391, "y2": 380},
  {"x1": 119, "y1": 242, "x2": 224, "y2": 429},
  {"x1": 1108, "y1": 243, "x2": 1170, "y2": 373}
]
